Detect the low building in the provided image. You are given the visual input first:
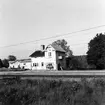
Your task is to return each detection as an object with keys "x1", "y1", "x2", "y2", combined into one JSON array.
[
  {"x1": 30, "y1": 44, "x2": 66, "y2": 70},
  {"x1": 9, "y1": 60, "x2": 20, "y2": 69},
  {"x1": 9, "y1": 59, "x2": 31, "y2": 70},
  {"x1": 20, "y1": 59, "x2": 32, "y2": 69}
]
